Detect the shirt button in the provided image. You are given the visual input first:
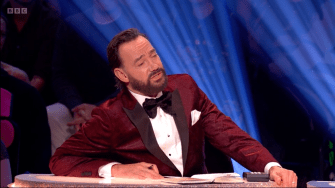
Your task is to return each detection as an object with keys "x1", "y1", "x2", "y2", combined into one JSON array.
[
  {"x1": 169, "y1": 154, "x2": 171, "y2": 156},
  {"x1": 168, "y1": 135, "x2": 170, "y2": 137}
]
